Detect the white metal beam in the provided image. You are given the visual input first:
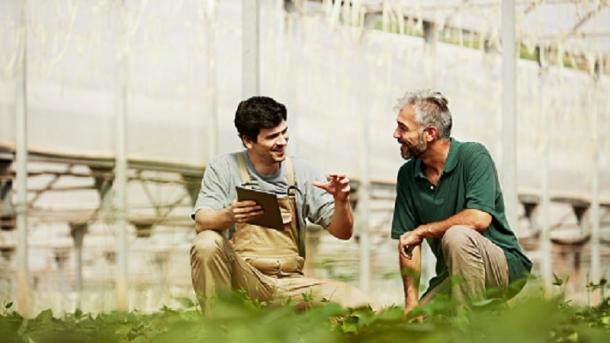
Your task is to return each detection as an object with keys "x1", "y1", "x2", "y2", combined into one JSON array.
[
  {"x1": 590, "y1": 78, "x2": 601, "y2": 296},
  {"x1": 242, "y1": 0, "x2": 260, "y2": 98},
  {"x1": 16, "y1": 0, "x2": 30, "y2": 318},
  {"x1": 115, "y1": 0, "x2": 130, "y2": 311},
  {"x1": 501, "y1": 0, "x2": 519, "y2": 235},
  {"x1": 359, "y1": 60, "x2": 371, "y2": 293},
  {"x1": 539, "y1": 66, "x2": 553, "y2": 294},
  {"x1": 205, "y1": 0, "x2": 218, "y2": 159}
]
